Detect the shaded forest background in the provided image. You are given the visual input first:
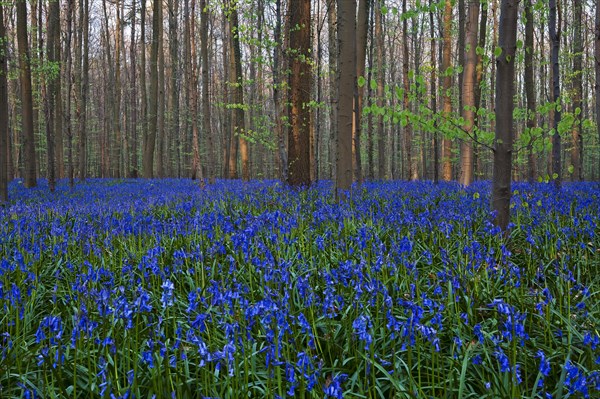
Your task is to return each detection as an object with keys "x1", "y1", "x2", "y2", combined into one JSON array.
[{"x1": 0, "y1": 0, "x2": 599, "y2": 188}]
